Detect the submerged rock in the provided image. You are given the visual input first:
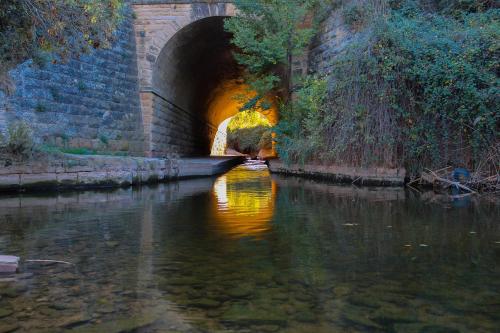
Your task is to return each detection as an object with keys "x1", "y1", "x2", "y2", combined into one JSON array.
[
  {"x1": 226, "y1": 283, "x2": 254, "y2": 298},
  {"x1": 341, "y1": 305, "x2": 382, "y2": 330},
  {"x1": 0, "y1": 323, "x2": 19, "y2": 333},
  {"x1": 188, "y1": 298, "x2": 221, "y2": 309},
  {"x1": 0, "y1": 308, "x2": 13, "y2": 319},
  {"x1": 393, "y1": 323, "x2": 460, "y2": 333},
  {"x1": 69, "y1": 314, "x2": 160, "y2": 333},
  {"x1": 294, "y1": 310, "x2": 317, "y2": 323},
  {"x1": 221, "y1": 304, "x2": 287, "y2": 326},
  {"x1": 105, "y1": 241, "x2": 120, "y2": 248},
  {"x1": 369, "y1": 304, "x2": 418, "y2": 325}
]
